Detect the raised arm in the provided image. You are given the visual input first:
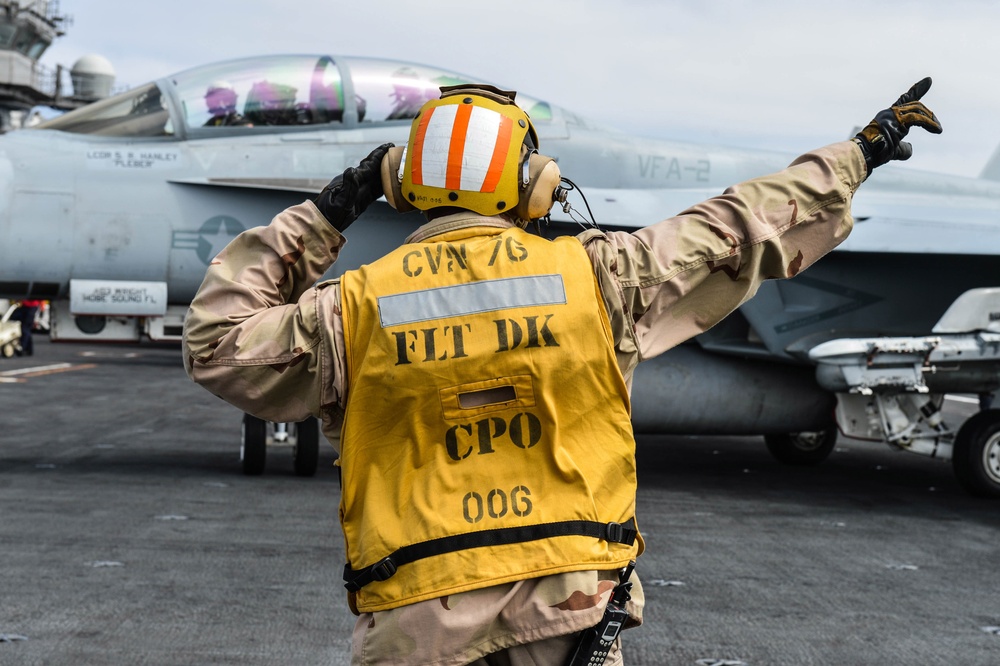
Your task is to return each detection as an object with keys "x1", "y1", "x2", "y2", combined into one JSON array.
[
  {"x1": 584, "y1": 79, "x2": 941, "y2": 371},
  {"x1": 182, "y1": 144, "x2": 392, "y2": 423}
]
